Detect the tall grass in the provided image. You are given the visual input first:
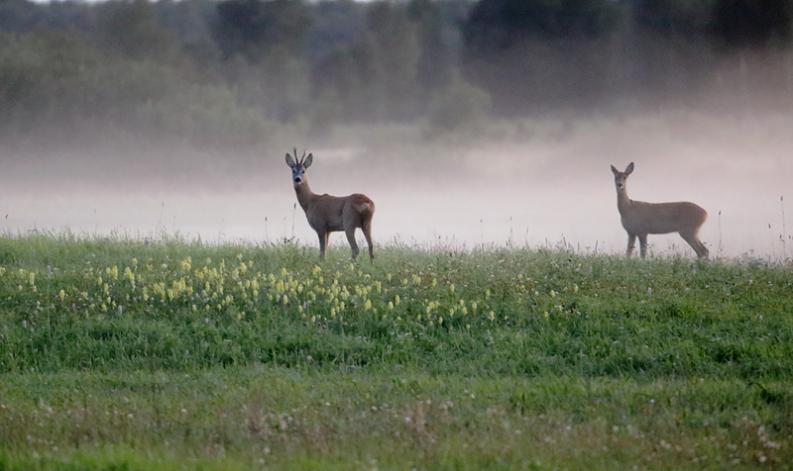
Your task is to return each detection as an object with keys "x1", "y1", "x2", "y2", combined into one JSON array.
[{"x1": 0, "y1": 234, "x2": 791, "y2": 469}]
